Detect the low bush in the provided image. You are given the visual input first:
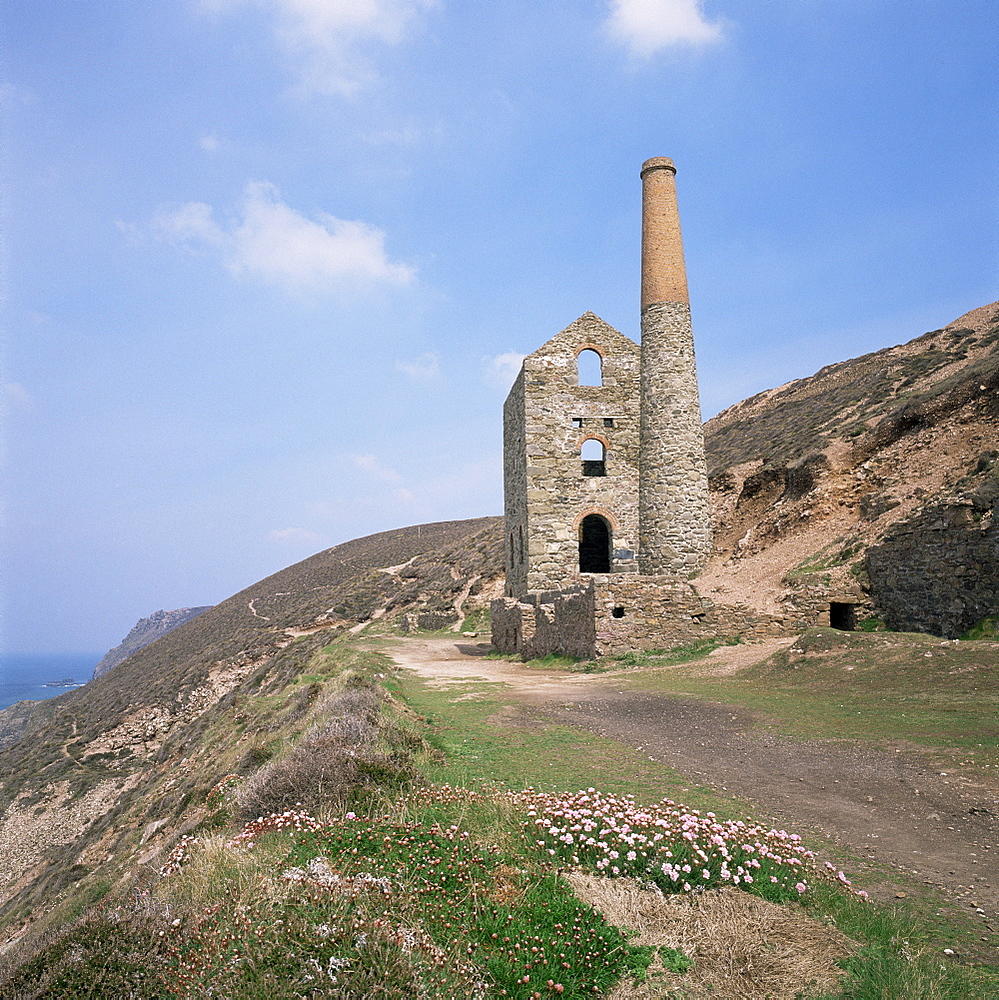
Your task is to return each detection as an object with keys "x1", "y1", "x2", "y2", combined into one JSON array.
[
  {"x1": 236, "y1": 682, "x2": 411, "y2": 818},
  {"x1": 0, "y1": 908, "x2": 172, "y2": 999}
]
